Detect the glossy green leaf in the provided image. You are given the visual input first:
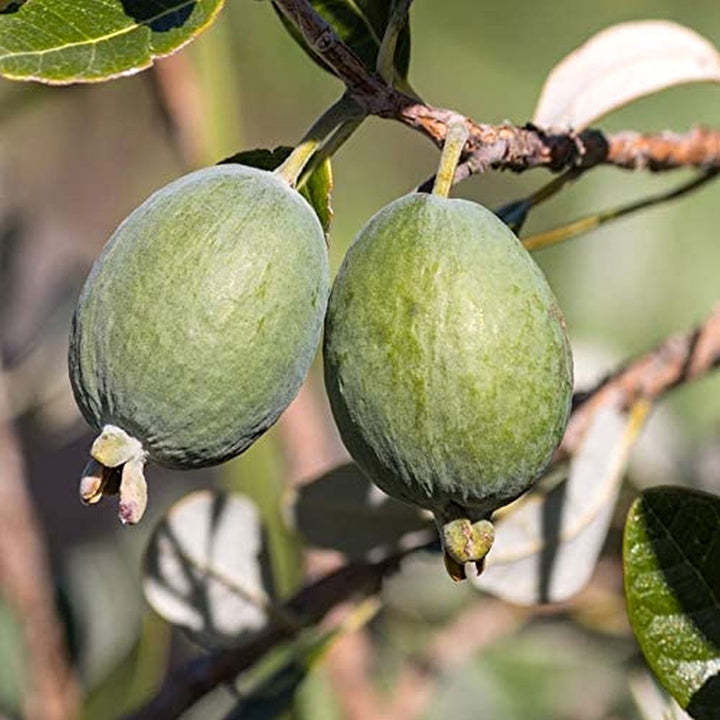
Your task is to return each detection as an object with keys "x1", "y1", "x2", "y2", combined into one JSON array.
[
  {"x1": 0, "y1": 0, "x2": 225, "y2": 84},
  {"x1": 219, "y1": 147, "x2": 333, "y2": 234},
  {"x1": 624, "y1": 486, "x2": 720, "y2": 718},
  {"x1": 273, "y1": 0, "x2": 411, "y2": 83}
]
